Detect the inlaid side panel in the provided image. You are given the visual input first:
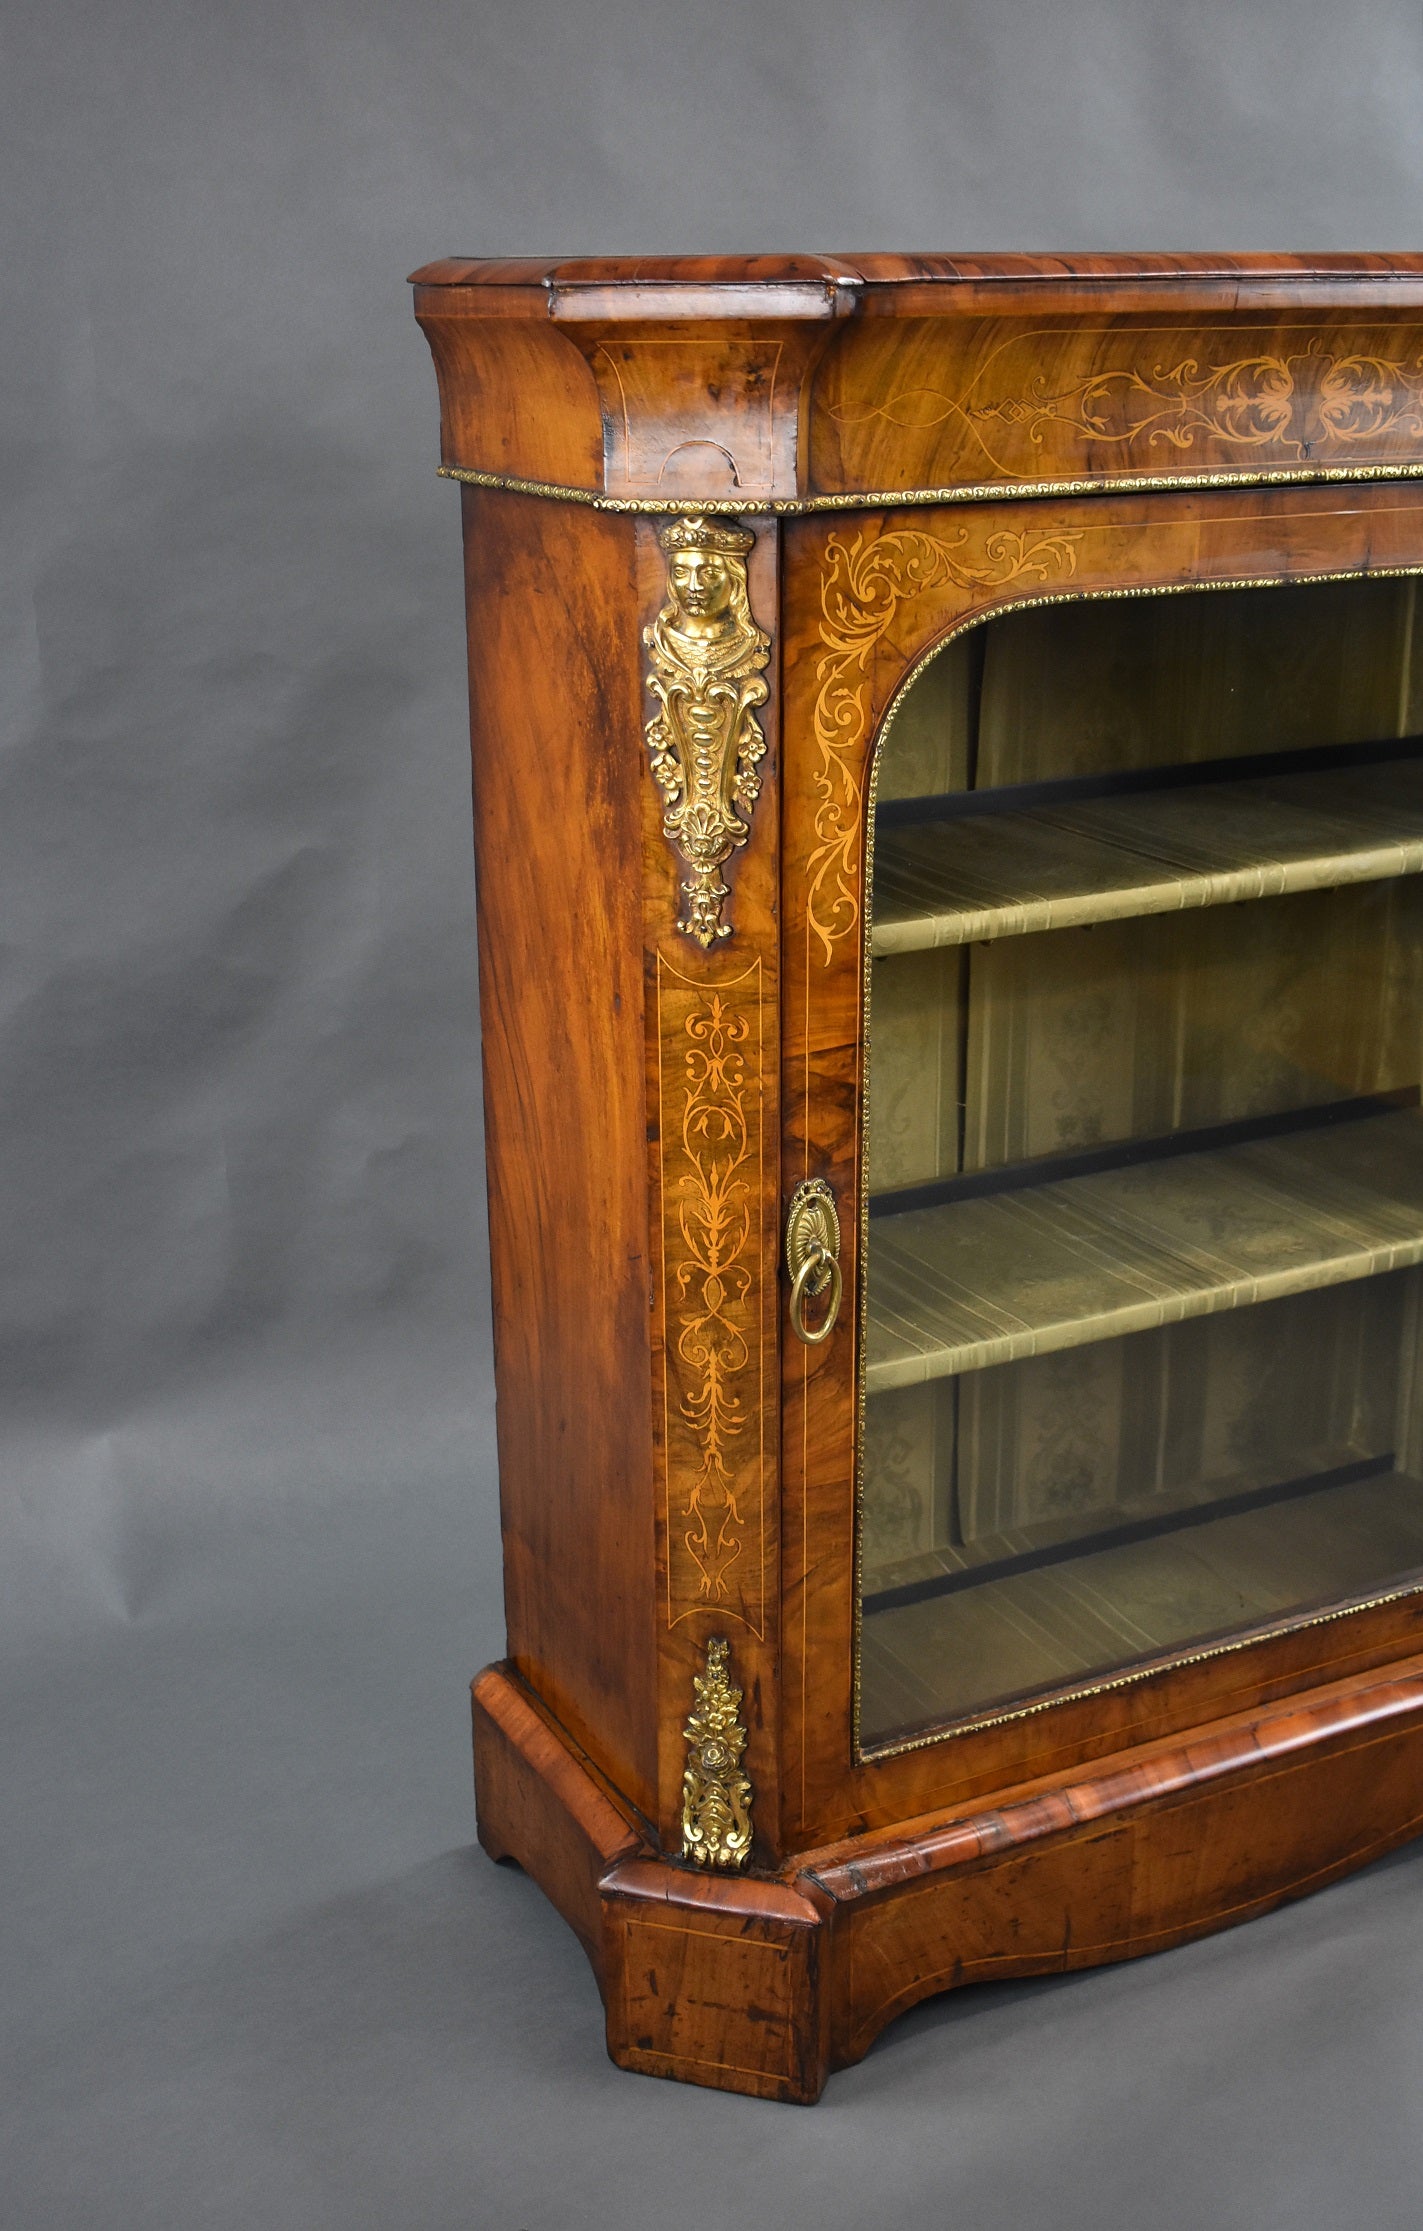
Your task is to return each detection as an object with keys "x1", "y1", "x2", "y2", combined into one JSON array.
[
  {"x1": 641, "y1": 518, "x2": 784, "y2": 1859},
  {"x1": 654, "y1": 954, "x2": 770, "y2": 1629},
  {"x1": 779, "y1": 480, "x2": 1423, "y2": 1851}
]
